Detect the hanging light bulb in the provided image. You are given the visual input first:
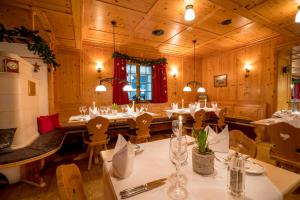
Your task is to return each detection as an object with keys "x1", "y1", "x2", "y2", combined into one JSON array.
[
  {"x1": 185, "y1": 5, "x2": 195, "y2": 21},
  {"x1": 296, "y1": 6, "x2": 300, "y2": 23},
  {"x1": 95, "y1": 84, "x2": 107, "y2": 92},
  {"x1": 123, "y1": 84, "x2": 133, "y2": 92},
  {"x1": 197, "y1": 87, "x2": 206, "y2": 93},
  {"x1": 183, "y1": 86, "x2": 192, "y2": 92}
]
